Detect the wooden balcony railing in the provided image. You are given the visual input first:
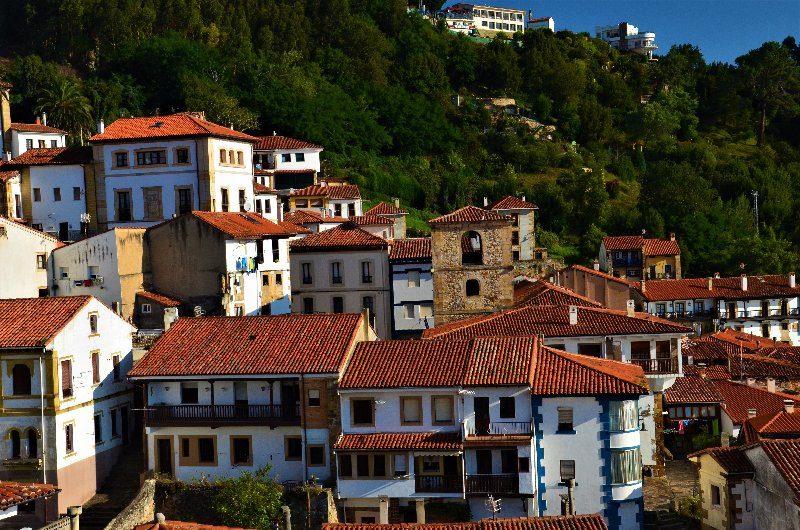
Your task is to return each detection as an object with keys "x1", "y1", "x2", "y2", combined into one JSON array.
[
  {"x1": 465, "y1": 420, "x2": 533, "y2": 437},
  {"x1": 630, "y1": 357, "x2": 678, "y2": 374},
  {"x1": 415, "y1": 475, "x2": 463, "y2": 493},
  {"x1": 146, "y1": 404, "x2": 300, "y2": 426},
  {"x1": 465, "y1": 474, "x2": 519, "y2": 495}
]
